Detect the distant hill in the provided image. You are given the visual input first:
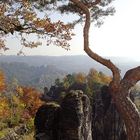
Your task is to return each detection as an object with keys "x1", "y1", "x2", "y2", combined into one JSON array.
[
  {"x1": 0, "y1": 55, "x2": 139, "y2": 89},
  {"x1": 0, "y1": 62, "x2": 66, "y2": 89},
  {"x1": 0, "y1": 55, "x2": 139, "y2": 75}
]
